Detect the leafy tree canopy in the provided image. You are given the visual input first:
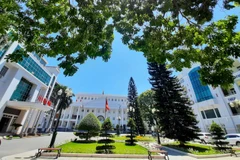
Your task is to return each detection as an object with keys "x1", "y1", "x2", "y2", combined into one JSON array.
[
  {"x1": 138, "y1": 90, "x2": 155, "y2": 126},
  {"x1": 1, "y1": 0, "x2": 240, "y2": 86}
]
